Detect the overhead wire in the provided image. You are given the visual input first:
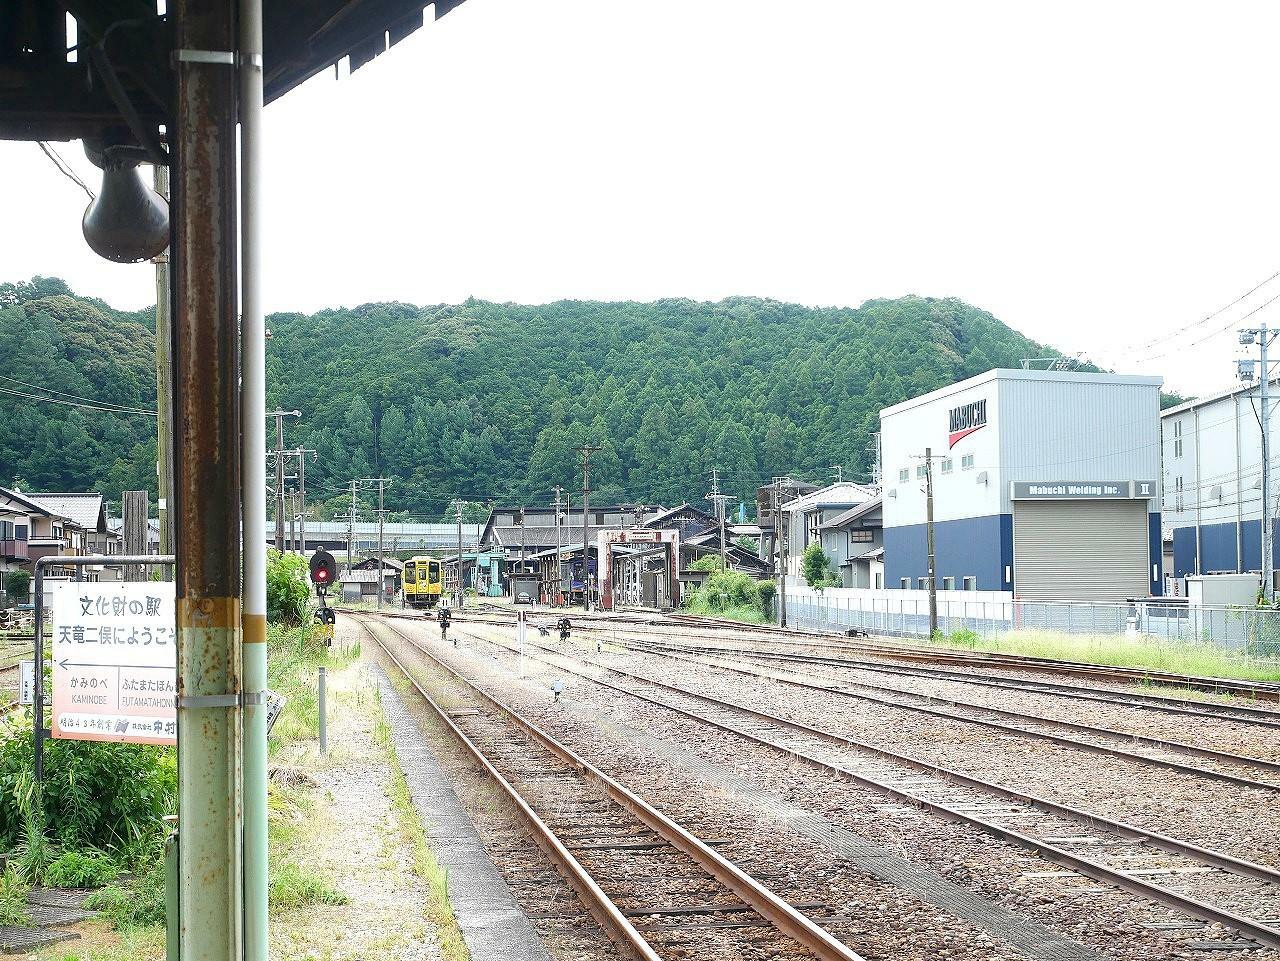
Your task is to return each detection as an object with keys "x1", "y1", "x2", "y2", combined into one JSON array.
[
  {"x1": 36, "y1": 142, "x2": 95, "y2": 200},
  {"x1": 0, "y1": 373, "x2": 155, "y2": 416},
  {"x1": 0, "y1": 383, "x2": 156, "y2": 417}
]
